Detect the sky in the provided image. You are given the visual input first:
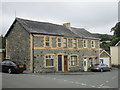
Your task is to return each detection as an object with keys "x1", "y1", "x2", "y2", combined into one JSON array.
[{"x1": 0, "y1": 0, "x2": 119, "y2": 36}]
